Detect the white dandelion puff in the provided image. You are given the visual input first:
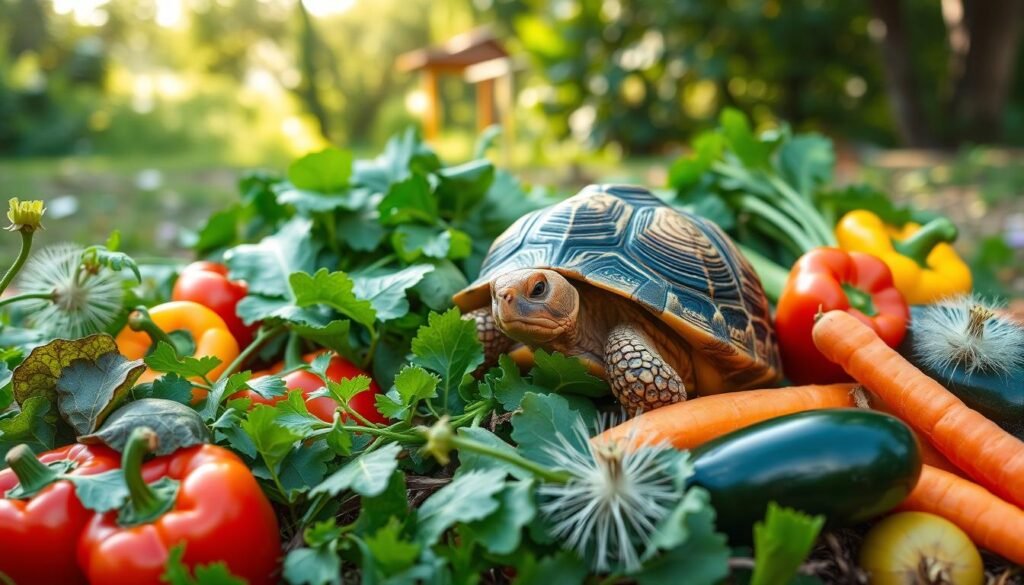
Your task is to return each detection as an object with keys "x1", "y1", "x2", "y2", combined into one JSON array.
[
  {"x1": 538, "y1": 418, "x2": 683, "y2": 573},
  {"x1": 912, "y1": 295, "x2": 1024, "y2": 376},
  {"x1": 18, "y1": 243, "x2": 123, "y2": 338}
]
